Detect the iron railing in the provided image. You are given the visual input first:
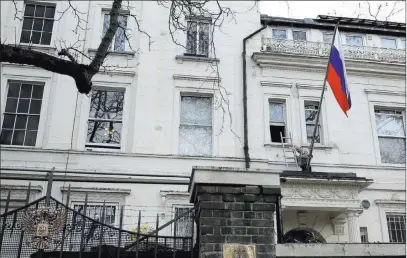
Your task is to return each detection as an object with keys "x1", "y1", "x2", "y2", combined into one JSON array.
[
  {"x1": 261, "y1": 37, "x2": 406, "y2": 63},
  {"x1": 0, "y1": 182, "x2": 197, "y2": 258}
]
